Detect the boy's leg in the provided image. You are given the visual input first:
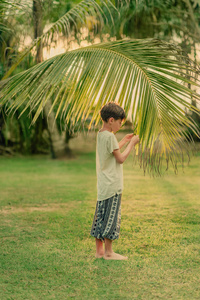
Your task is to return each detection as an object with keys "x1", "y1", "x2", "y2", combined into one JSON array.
[
  {"x1": 95, "y1": 238, "x2": 104, "y2": 258},
  {"x1": 104, "y1": 238, "x2": 128, "y2": 260}
]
